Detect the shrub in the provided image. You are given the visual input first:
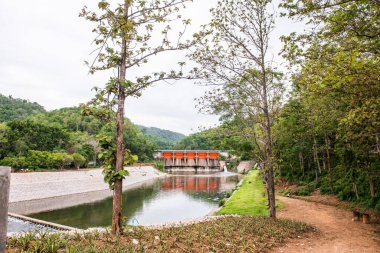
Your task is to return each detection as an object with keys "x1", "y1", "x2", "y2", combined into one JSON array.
[
  {"x1": 297, "y1": 186, "x2": 310, "y2": 196},
  {"x1": 152, "y1": 161, "x2": 165, "y2": 172},
  {"x1": 72, "y1": 153, "x2": 86, "y2": 169},
  {"x1": 374, "y1": 202, "x2": 380, "y2": 213},
  {"x1": 0, "y1": 156, "x2": 27, "y2": 171},
  {"x1": 1, "y1": 150, "x2": 74, "y2": 171}
]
